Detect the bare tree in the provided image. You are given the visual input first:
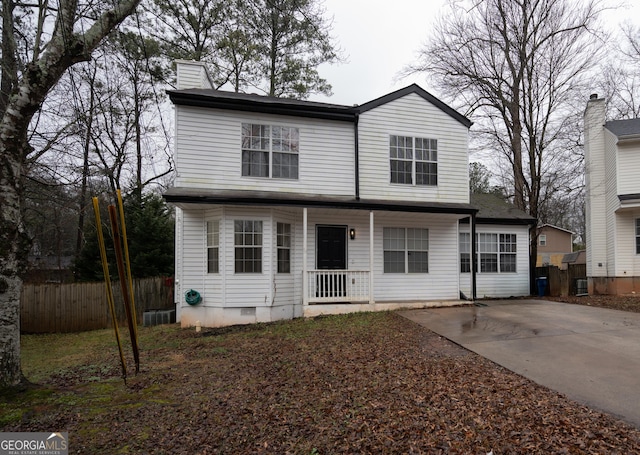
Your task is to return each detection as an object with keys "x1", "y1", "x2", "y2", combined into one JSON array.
[
  {"x1": 0, "y1": 0, "x2": 141, "y2": 387},
  {"x1": 407, "y1": 0, "x2": 605, "y2": 291}
]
